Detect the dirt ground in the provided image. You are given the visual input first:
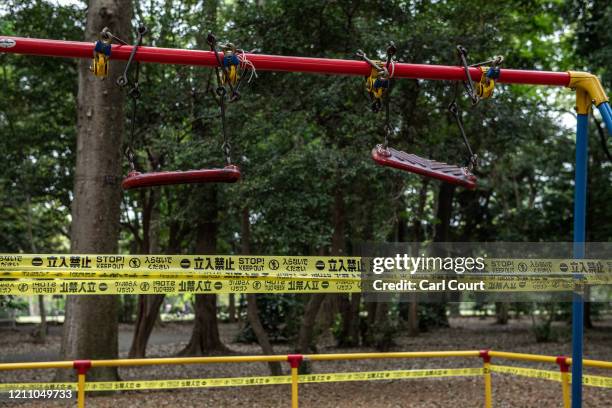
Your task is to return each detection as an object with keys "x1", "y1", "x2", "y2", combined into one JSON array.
[{"x1": 1, "y1": 316, "x2": 611, "y2": 407}]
